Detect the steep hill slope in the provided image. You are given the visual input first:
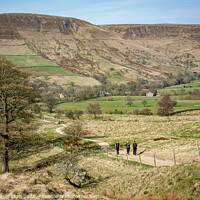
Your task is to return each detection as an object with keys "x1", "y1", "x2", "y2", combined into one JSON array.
[{"x1": 0, "y1": 13, "x2": 200, "y2": 84}]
